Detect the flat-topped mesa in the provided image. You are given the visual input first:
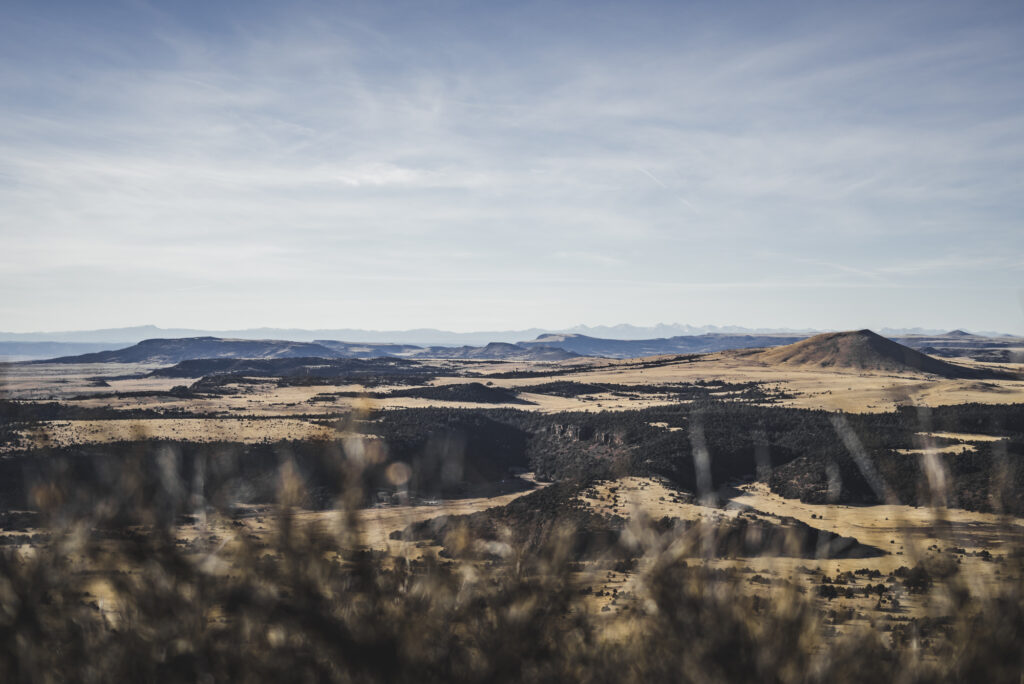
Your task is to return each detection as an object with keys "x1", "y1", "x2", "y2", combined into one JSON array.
[
  {"x1": 40, "y1": 337, "x2": 344, "y2": 365},
  {"x1": 34, "y1": 336, "x2": 578, "y2": 364},
  {"x1": 752, "y1": 329, "x2": 996, "y2": 378}
]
